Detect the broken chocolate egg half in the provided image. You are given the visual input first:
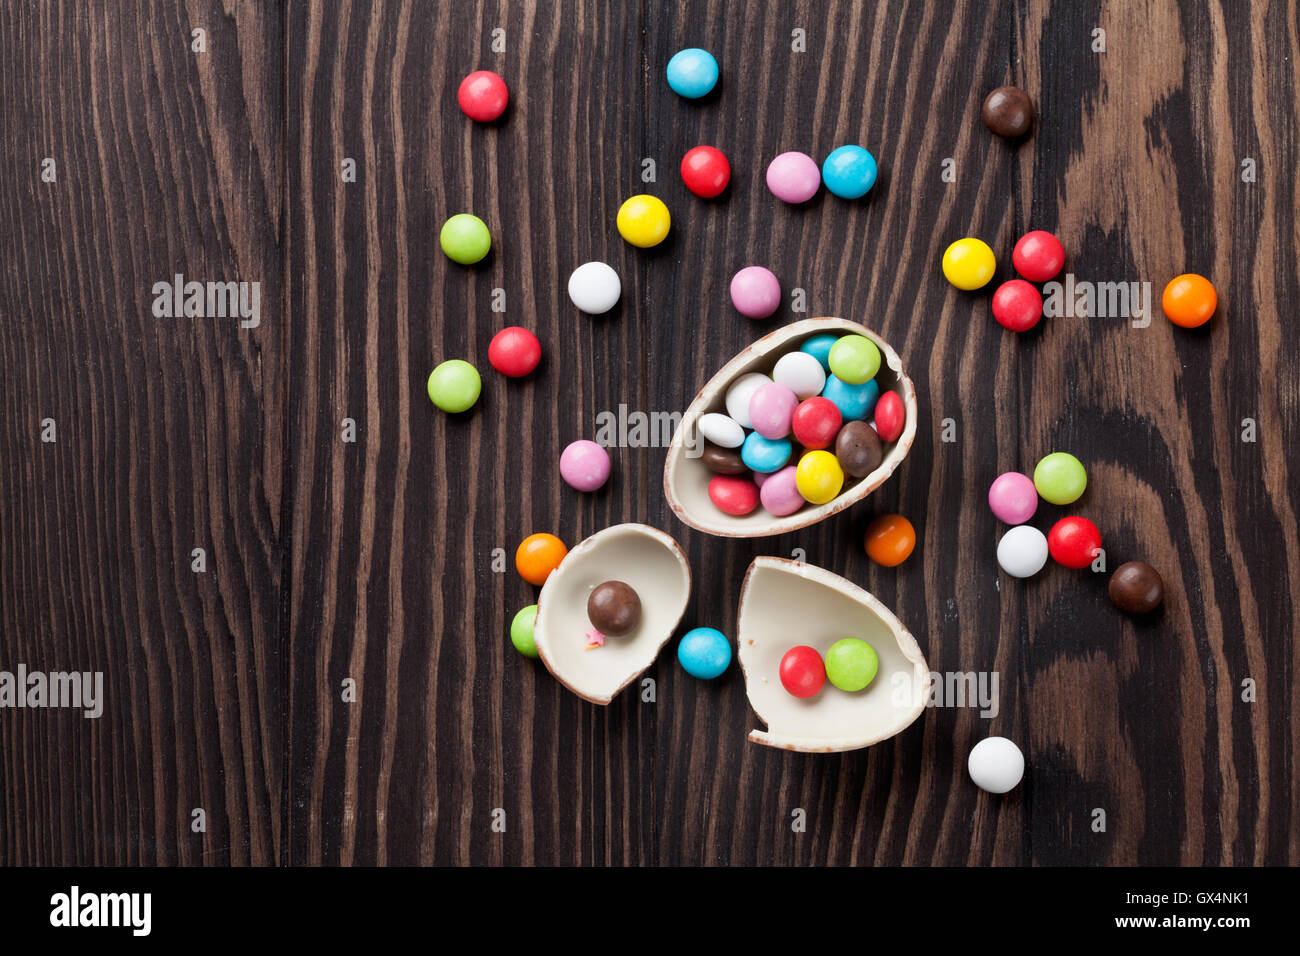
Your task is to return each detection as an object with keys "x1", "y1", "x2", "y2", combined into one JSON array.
[
  {"x1": 533, "y1": 523, "x2": 691, "y2": 705},
  {"x1": 737, "y1": 557, "x2": 929, "y2": 752}
]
